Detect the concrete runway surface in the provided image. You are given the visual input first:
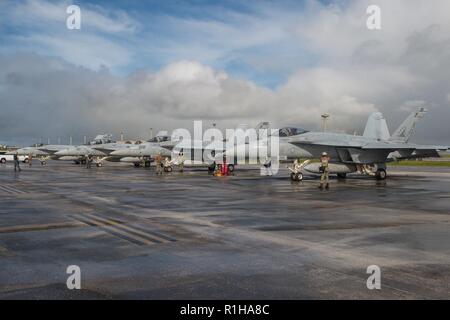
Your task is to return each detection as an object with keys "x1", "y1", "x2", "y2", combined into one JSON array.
[{"x1": 0, "y1": 161, "x2": 449, "y2": 299}]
